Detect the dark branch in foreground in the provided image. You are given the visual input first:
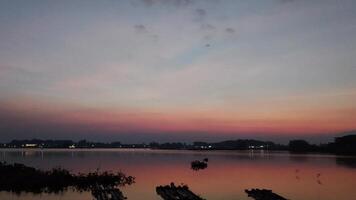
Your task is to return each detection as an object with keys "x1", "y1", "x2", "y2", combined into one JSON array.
[{"x1": 0, "y1": 162, "x2": 135, "y2": 194}]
